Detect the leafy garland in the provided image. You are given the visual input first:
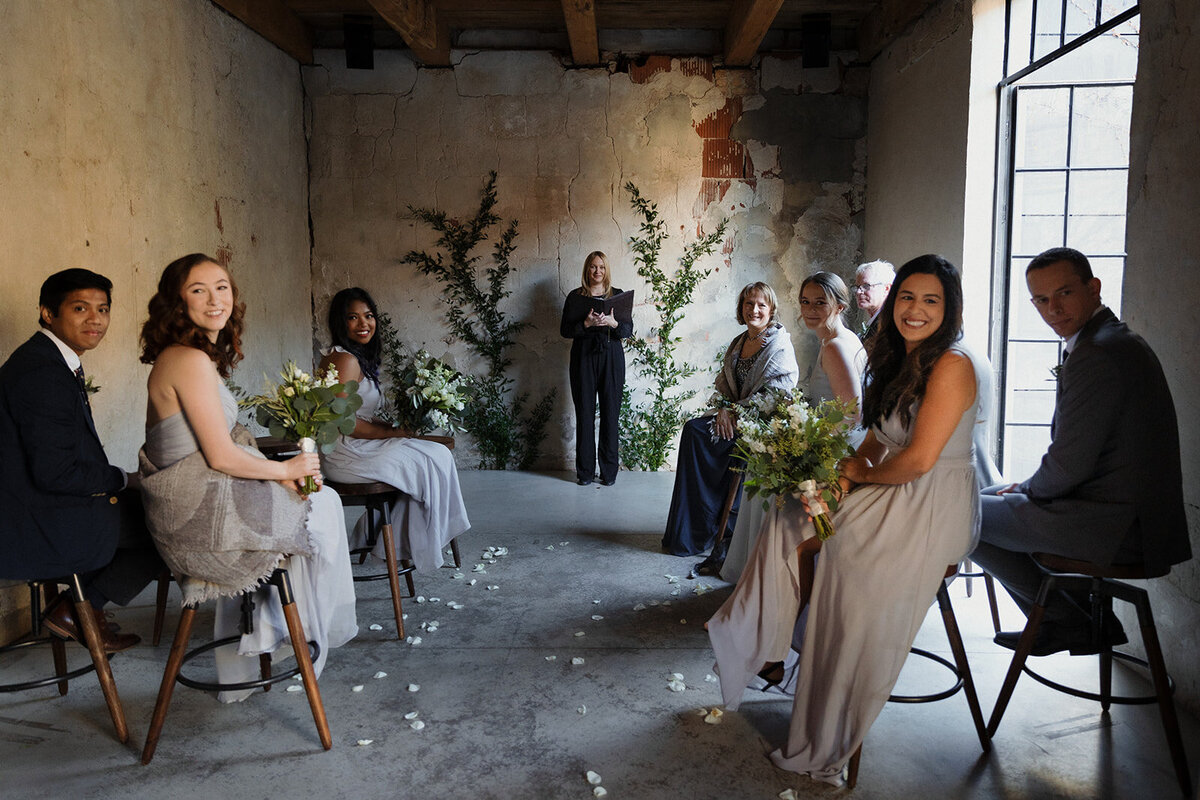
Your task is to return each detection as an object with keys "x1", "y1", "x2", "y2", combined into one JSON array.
[
  {"x1": 401, "y1": 172, "x2": 555, "y2": 469},
  {"x1": 618, "y1": 182, "x2": 728, "y2": 471}
]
